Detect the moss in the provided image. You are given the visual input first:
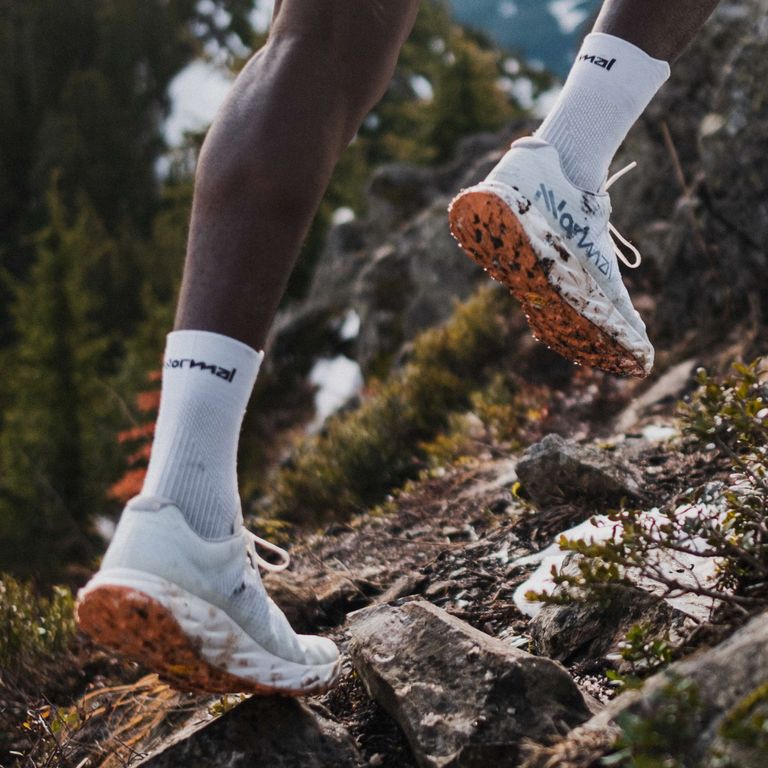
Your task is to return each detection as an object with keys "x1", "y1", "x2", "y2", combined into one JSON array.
[
  {"x1": 0, "y1": 574, "x2": 76, "y2": 670},
  {"x1": 471, "y1": 372, "x2": 548, "y2": 445},
  {"x1": 420, "y1": 413, "x2": 482, "y2": 468},
  {"x1": 719, "y1": 682, "x2": 768, "y2": 751},
  {"x1": 610, "y1": 676, "x2": 704, "y2": 768},
  {"x1": 266, "y1": 286, "x2": 514, "y2": 524}
]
